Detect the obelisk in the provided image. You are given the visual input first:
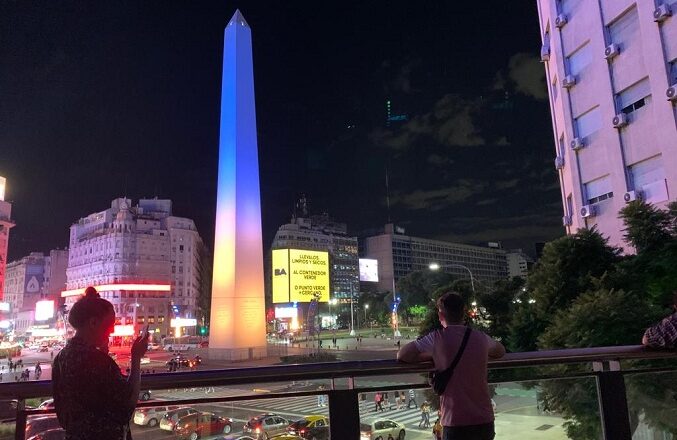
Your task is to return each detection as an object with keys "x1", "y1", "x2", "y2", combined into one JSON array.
[{"x1": 209, "y1": 10, "x2": 266, "y2": 360}]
